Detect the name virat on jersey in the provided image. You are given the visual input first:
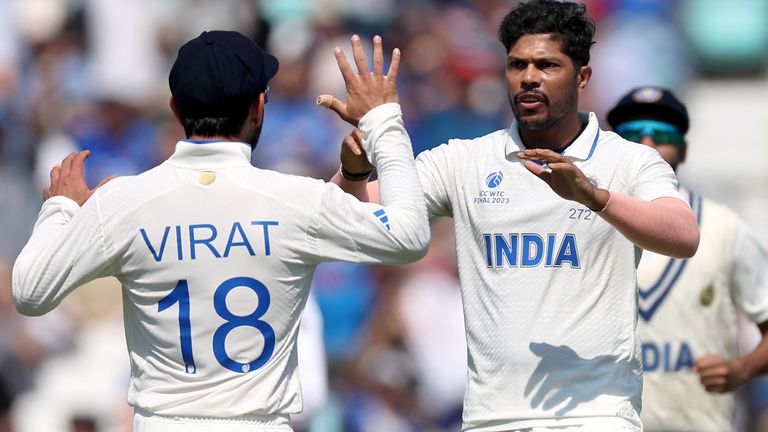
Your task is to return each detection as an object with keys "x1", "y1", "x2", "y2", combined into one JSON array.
[{"x1": 139, "y1": 221, "x2": 279, "y2": 262}]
